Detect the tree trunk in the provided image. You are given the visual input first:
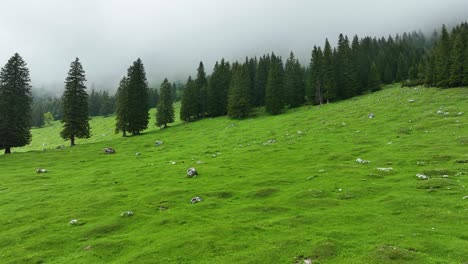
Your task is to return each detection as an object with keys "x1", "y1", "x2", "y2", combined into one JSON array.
[
  {"x1": 122, "y1": 130, "x2": 126, "y2": 137},
  {"x1": 164, "y1": 123, "x2": 167, "y2": 128},
  {"x1": 4, "y1": 147, "x2": 11, "y2": 154},
  {"x1": 71, "y1": 135, "x2": 75, "y2": 146}
]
